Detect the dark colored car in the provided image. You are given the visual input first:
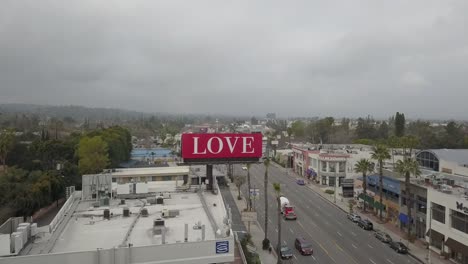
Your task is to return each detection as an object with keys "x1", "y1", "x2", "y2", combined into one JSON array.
[
  {"x1": 280, "y1": 246, "x2": 293, "y2": 259},
  {"x1": 389, "y1": 241, "x2": 408, "y2": 254},
  {"x1": 295, "y1": 237, "x2": 313, "y2": 255},
  {"x1": 296, "y1": 179, "x2": 305, "y2": 185},
  {"x1": 374, "y1": 231, "x2": 392, "y2": 243},
  {"x1": 357, "y1": 219, "x2": 373, "y2": 230}
]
